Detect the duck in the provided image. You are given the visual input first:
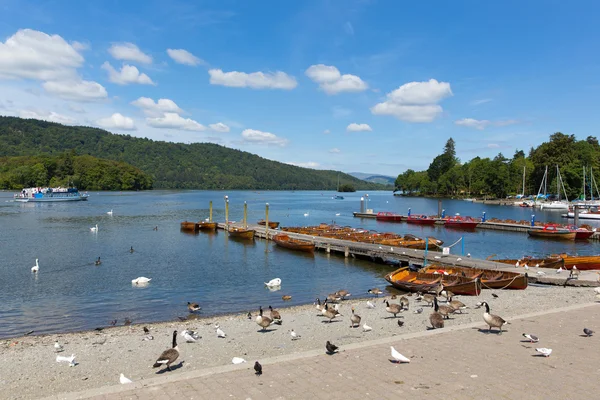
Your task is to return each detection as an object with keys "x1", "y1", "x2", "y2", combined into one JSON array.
[
  {"x1": 481, "y1": 301, "x2": 508, "y2": 334},
  {"x1": 335, "y1": 289, "x2": 351, "y2": 299},
  {"x1": 281, "y1": 295, "x2": 292, "y2": 301},
  {"x1": 129, "y1": 246, "x2": 134, "y2": 253},
  {"x1": 107, "y1": 209, "x2": 113, "y2": 215},
  {"x1": 119, "y1": 373, "x2": 132, "y2": 384},
  {"x1": 367, "y1": 288, "x2": 383, "y2": 297},
  {"x1": 385, "y1": 301, "x2": 402, "y2": 318},
  {"x1": 256, "y1": 306, "x2": 273, "y2": 331},
  {"x1": 434, "y1": 297, "x2": 454, "y2": 319},
  {"x1": 187, "y1": 302, "x2": 201, "y2": 312},
  {"x1": 131, "y1": 277, "x2": 151, "y2": 285},
  {"x1": 264, "y1": 278, "x2": 282, "y2": 287},
  {"x1": 448, "y1": 296, "x2": 468, "y2": 313},
  {"x1": 350, "y1": 307, "x2": 361, "y2": 328},
  {"x1": 429, "y1": 299, "x2": 445, "y2": 329},
  {"x1": 90, "y1": 224, "x2": 98, "y2": 232},
  {"x1": 322, "y1": 304, "x2": 342, "y2": 323},
  {"x1": 269, "y1": 305, "x2": 282, "y2": 324},
  {"x1": 390, "y1": 346, "x2": 410, "y2": 363},
  {"x1": 181, "y1": 330, "x2": 200, "y2": 343},
  {"x1": 31, "y1": 258, "x2": 39, "y2": 273},
  {"x1": 153, "y1": 331, "x2": 179, "y2": 371},
  {"x1": 94, "y1": 257, "x2": 102, "y2": 266}
]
